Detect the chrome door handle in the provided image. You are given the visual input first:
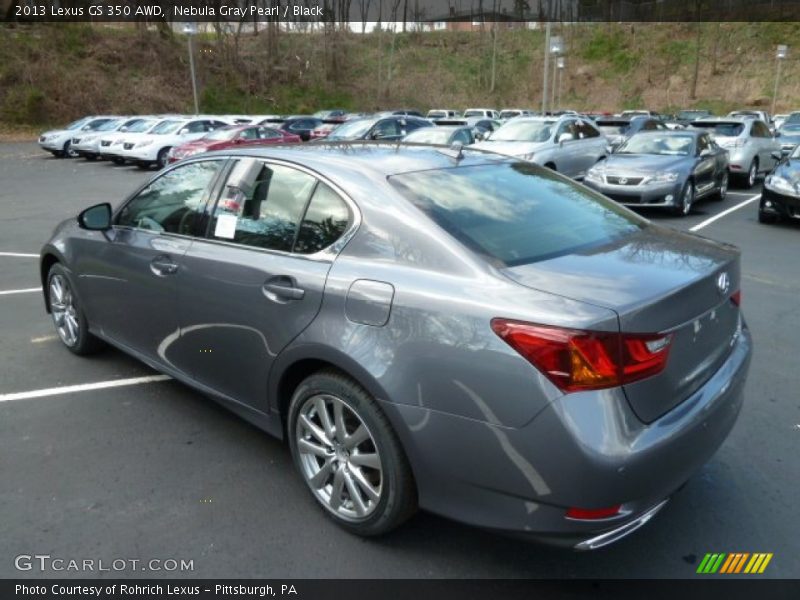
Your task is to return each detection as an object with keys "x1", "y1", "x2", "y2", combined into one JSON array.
[
  {"x1": 263, "y1": 279, "x2": 305, "y2": 302},
  {"x1": 150, "y1": 255, "x2": 179, "y2": 276}
]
